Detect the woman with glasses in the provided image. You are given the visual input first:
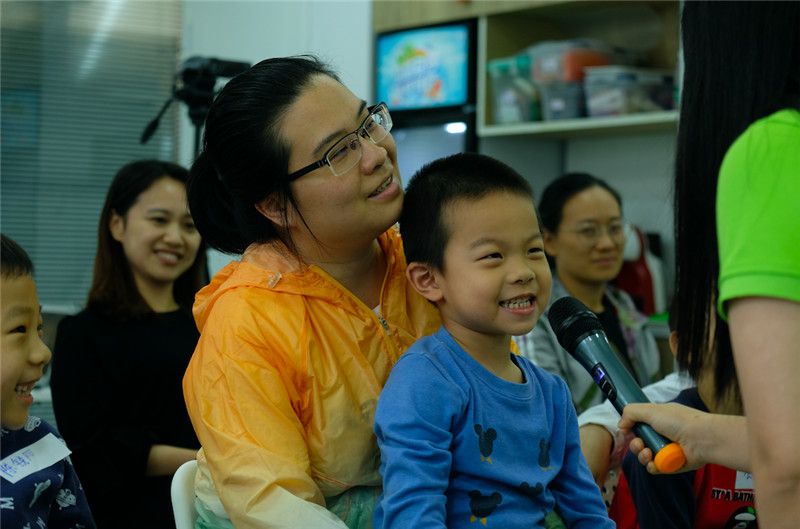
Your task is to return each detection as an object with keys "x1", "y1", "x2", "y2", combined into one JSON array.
[
  {"x1": 515, "y1": 172, "x2": 661, "y2": 416},
  {"x1": 182, "y1": 56, "x2": 440, "y2": 529},
  {"x1": 514, "y1": 173, "x2": 661, "y2": 510}
]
